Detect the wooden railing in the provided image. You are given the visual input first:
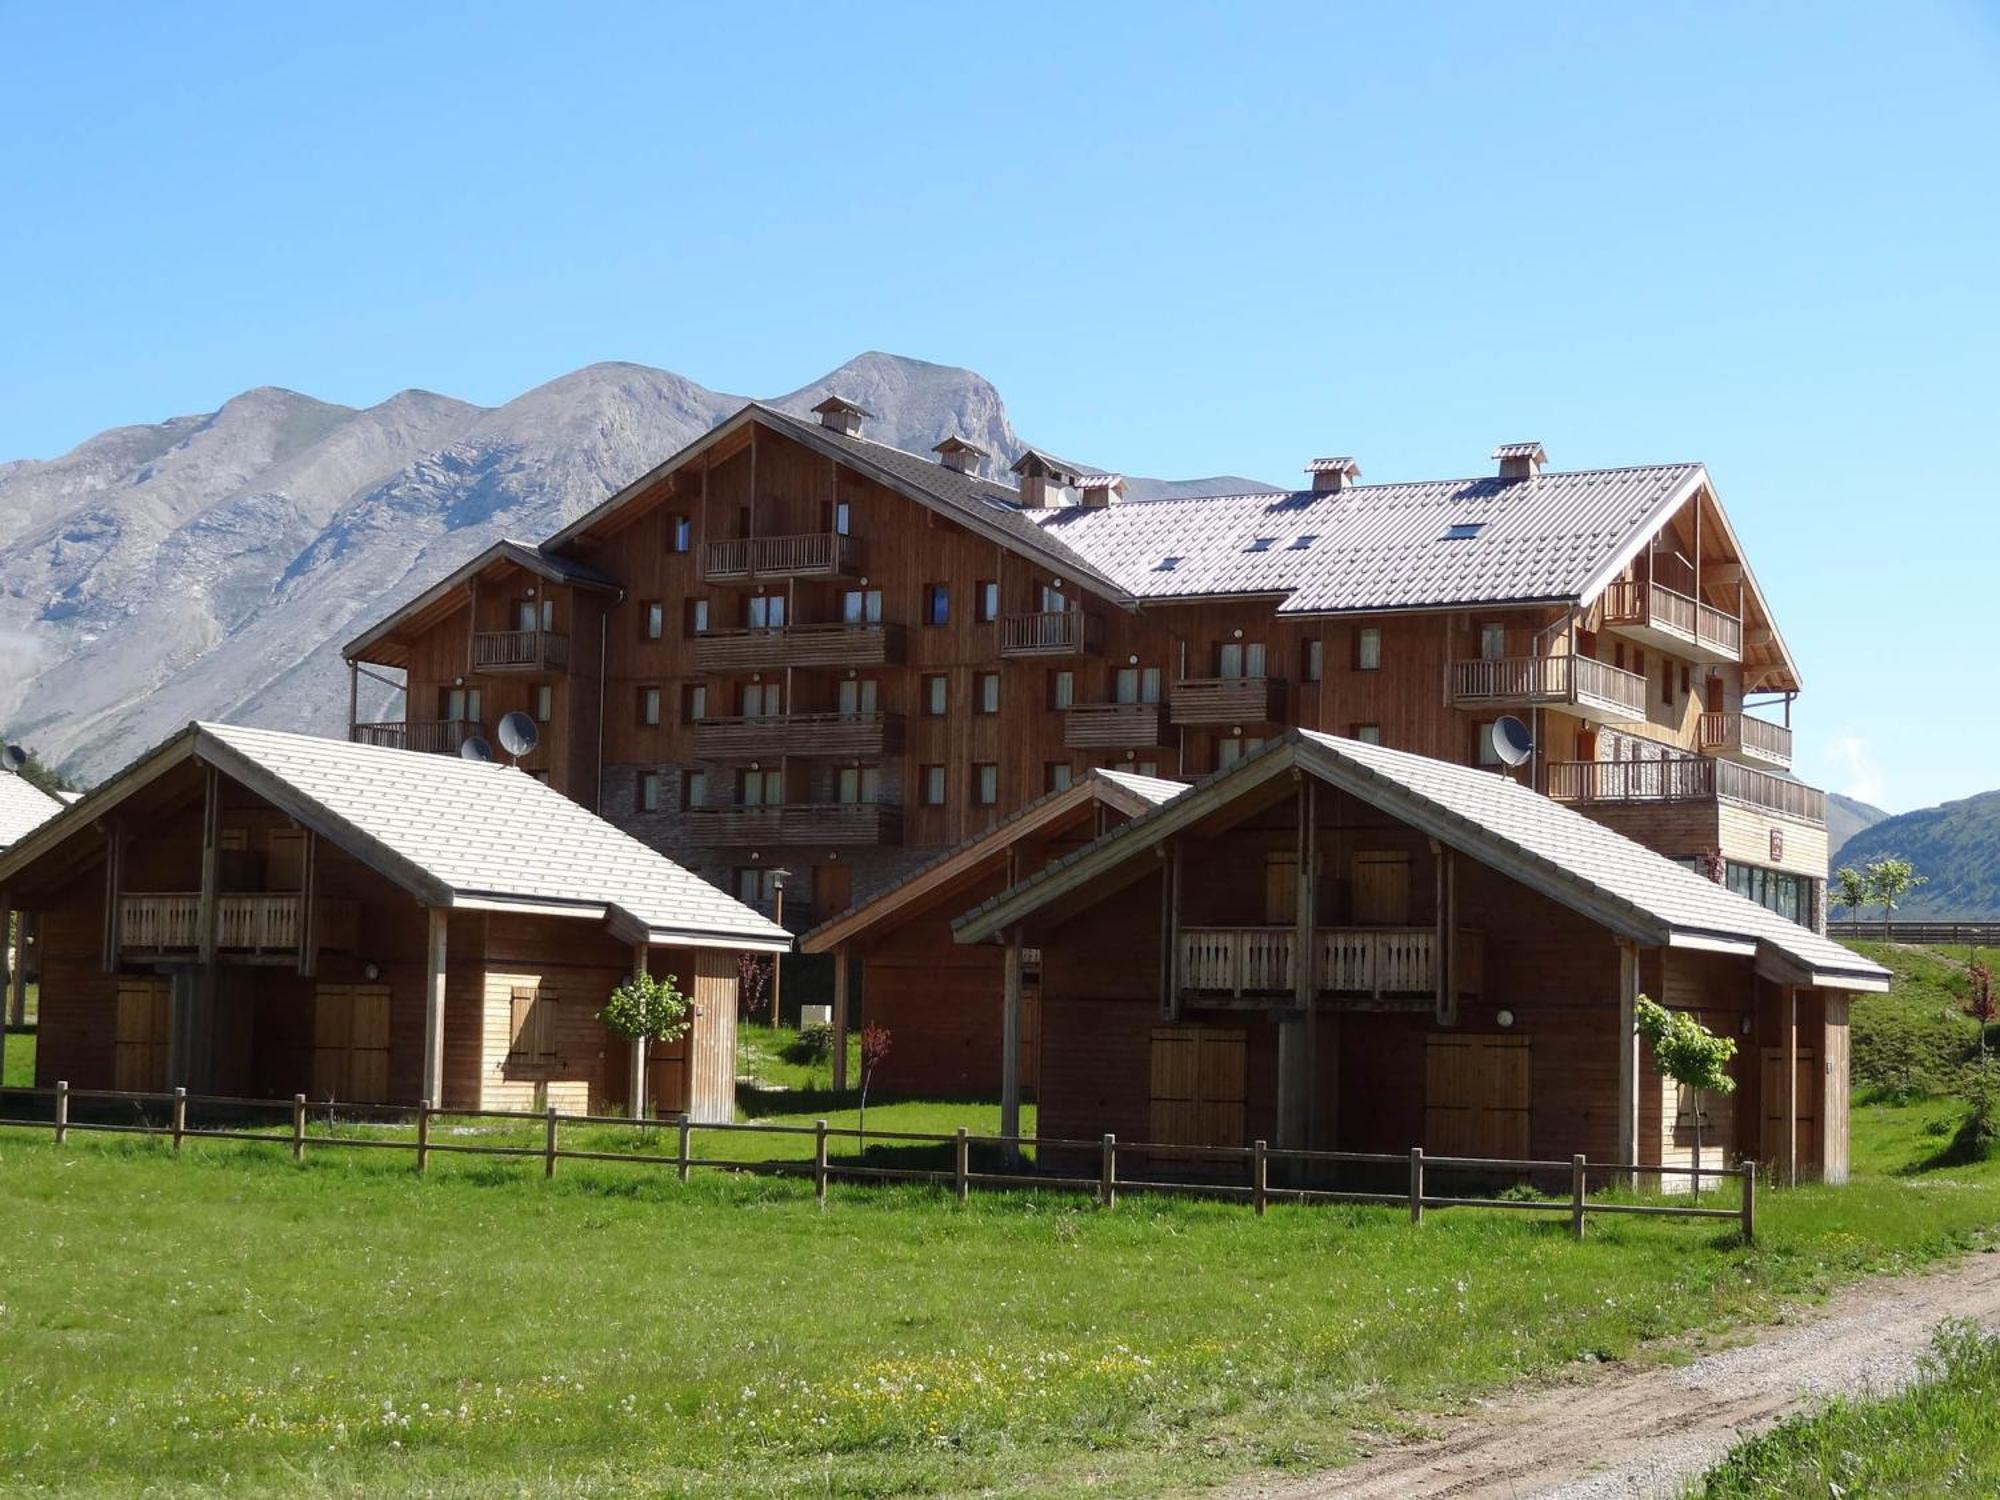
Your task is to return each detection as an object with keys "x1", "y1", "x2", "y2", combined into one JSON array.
[
  {"x1": 1546, "y1": 758, "x2": 1824, "y2": 823},
  {"x1": 1063, "y1": 702, "x2": 1168, "y2": 749},
  {"x1": 119, "y1": 895, "x2": 361, "y2": 955},
  {"x1": 1828, "y1": 920, "x2": 2000, "y2": 945},
  {"x1": 471, "y1": 630, "x2": 569, "y2": 672},
  {"x1": 1449, "y1": 655, "x2": 1648, "y2": 718},
  {"x1": 1699, "y1": 712, "x2": 1792, "y2": 768},
  {"x1": 1697, "y1": 601, "x2": 1743, "y2": 658},
  {"x1": 350, "y1": 718, "x2": 481, "y2": 755},
  {"x1": 701, "y1": 533, "x2": 861, "y2": 582},
  {"x1": 1177, "y1": 926, "x2": 1481, "y2": 1000},
  {"x1": 692, "y1": 622, "x2": 903, "y2": 673},
  {"x1": 1169, "y1": 677, "x2": 1287, "y2": 726},
  {"x1": 998, "y1": 609, "x2": 1101, "y2": 657},
  {"x1": 684, "y1": 803, "x2": 902, "y2": 847},
  {"x1": 0, "y1": 1085, "x2": 1758, "y2": 1239},
  {"x1": 1601, "y1": 579, "x2": 1743, "y2": 660},
  {"x1": 692, "y1": 712, "x2": 901, "y2": 760}
]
